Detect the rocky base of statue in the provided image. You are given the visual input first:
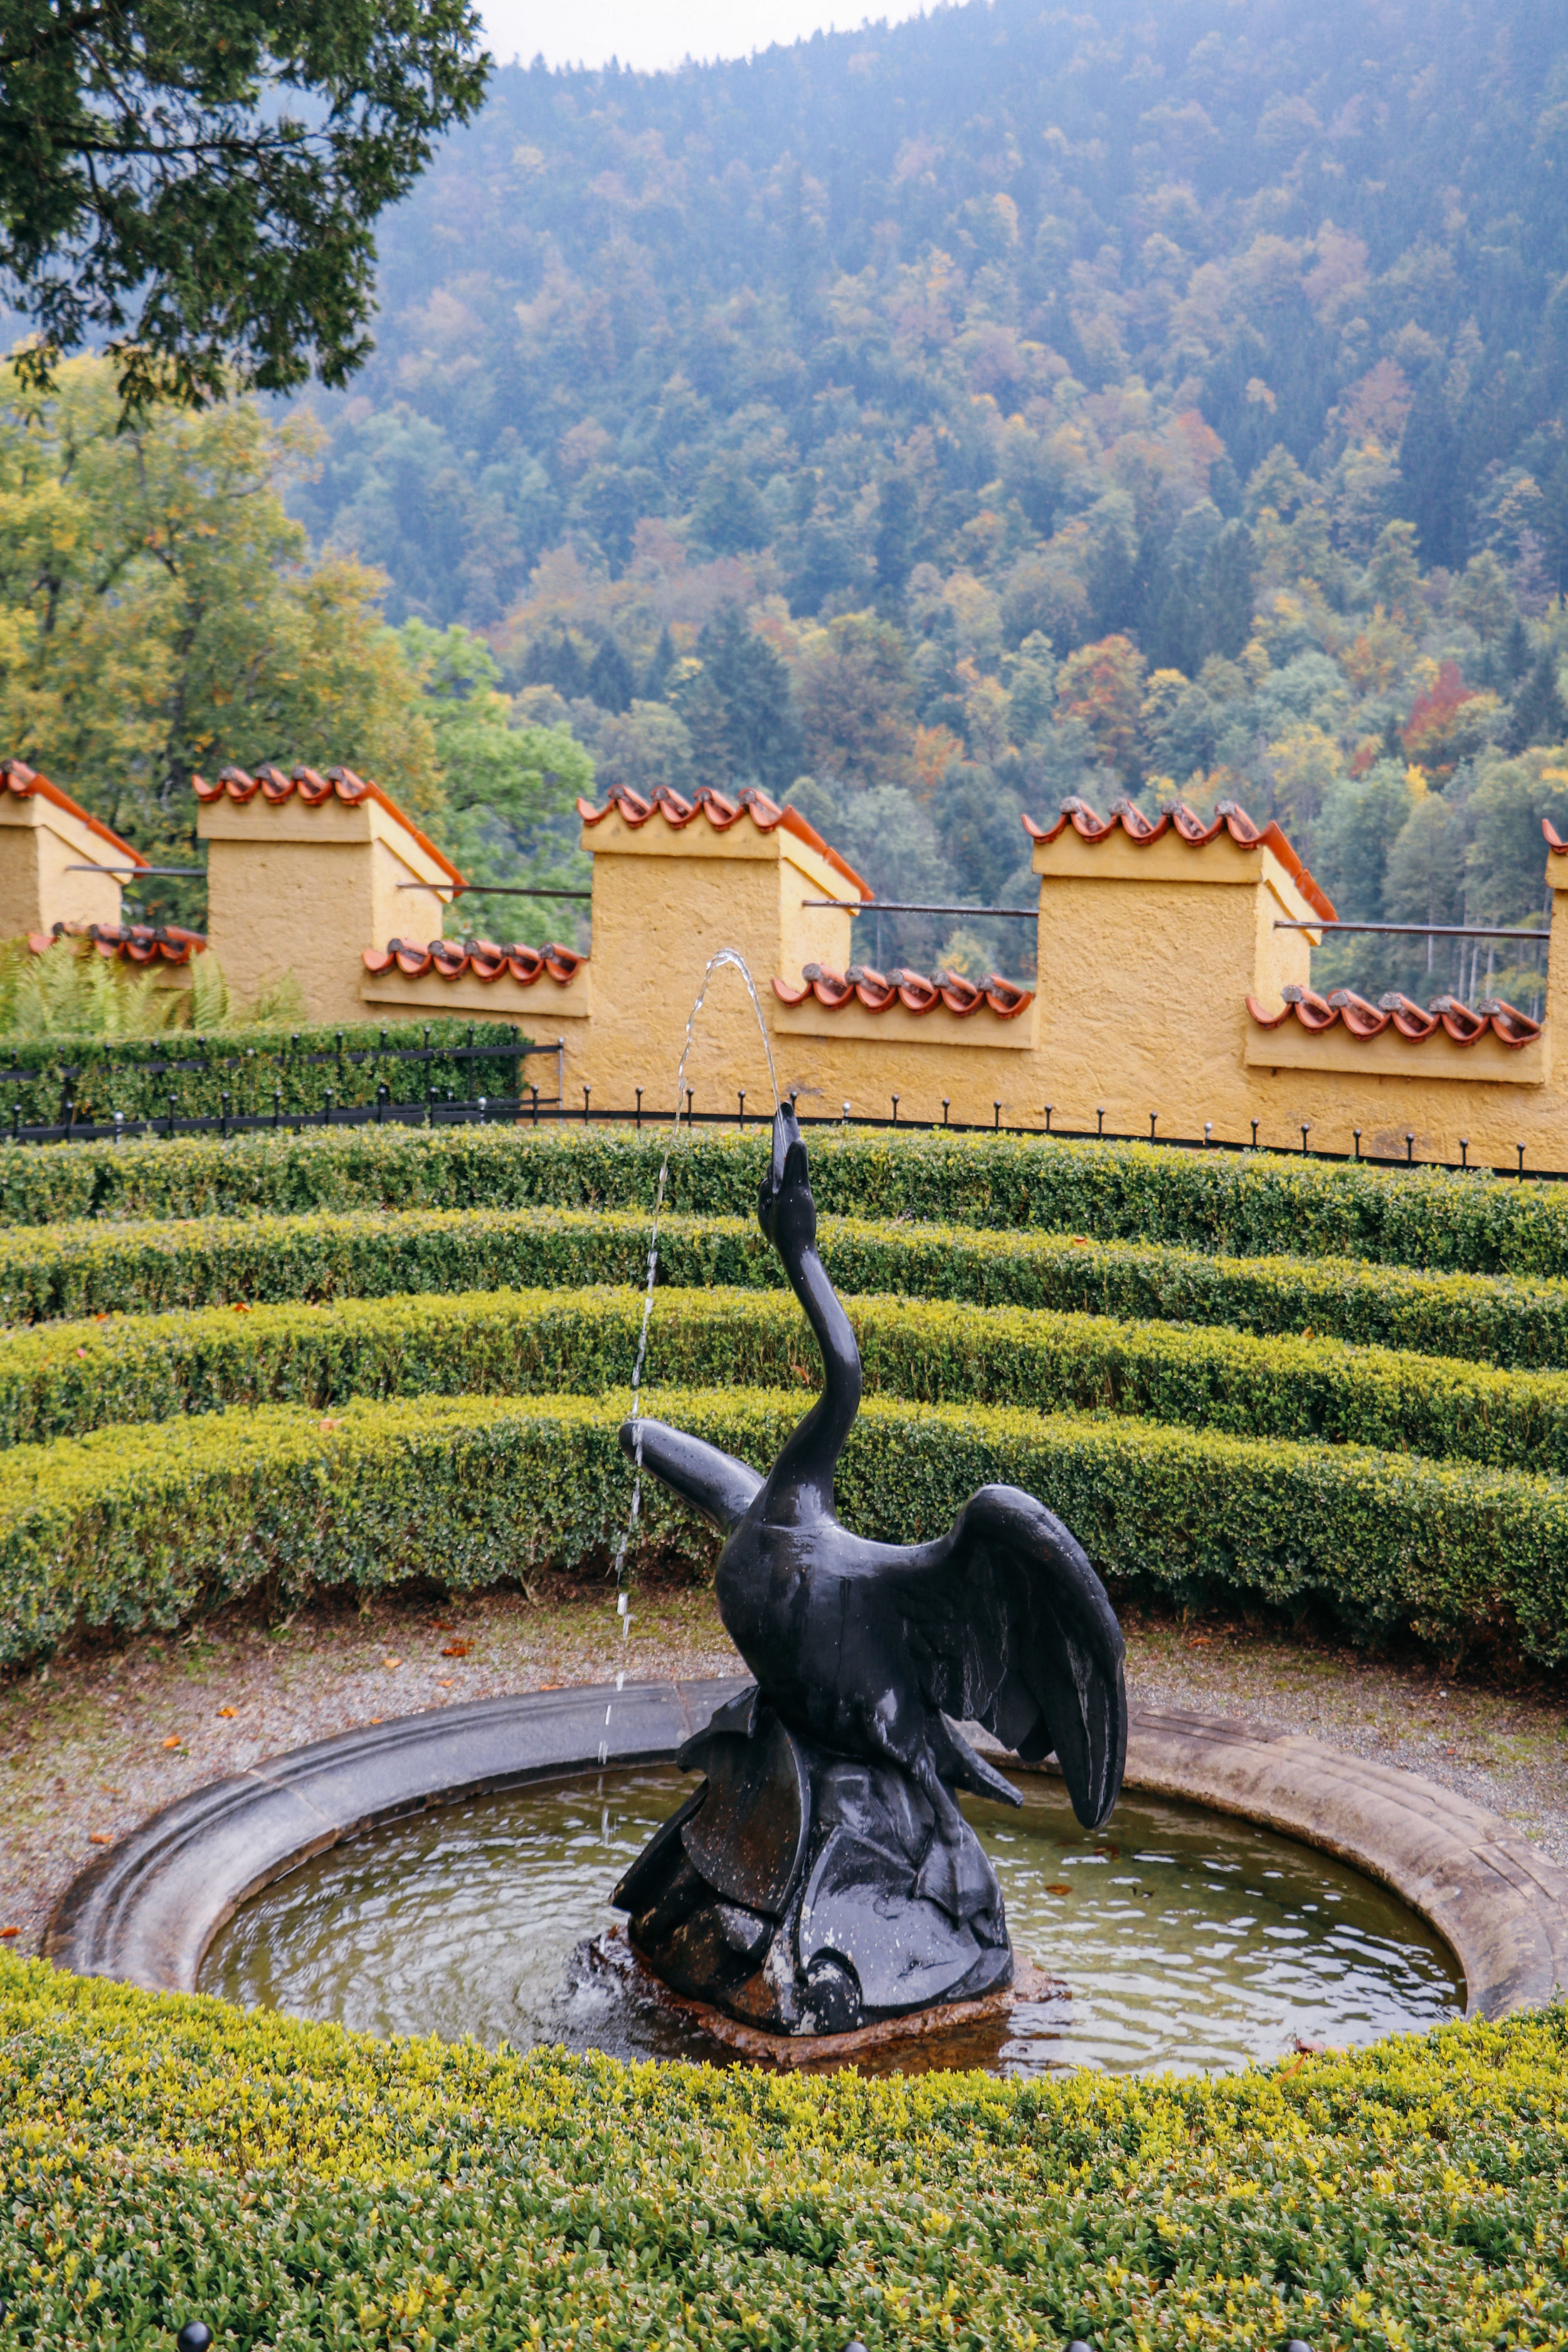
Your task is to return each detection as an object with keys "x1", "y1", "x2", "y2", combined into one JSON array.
[{"x1": 613, "y1": 1683, "x2": 1013, "y2": 2036}]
